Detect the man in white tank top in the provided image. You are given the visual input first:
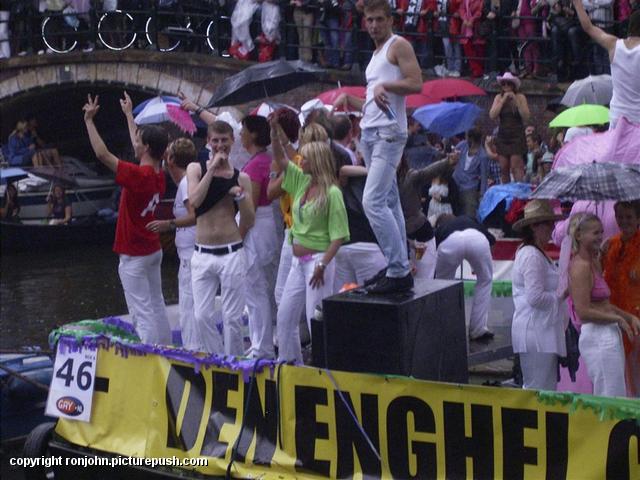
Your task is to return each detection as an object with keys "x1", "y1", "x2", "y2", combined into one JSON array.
[
  {"x1": 573, "y1": 1, "x2": 640, "y2": 128},
  {"x1": 337, "y1": 0, "x2": 422, "y2": 294}
]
